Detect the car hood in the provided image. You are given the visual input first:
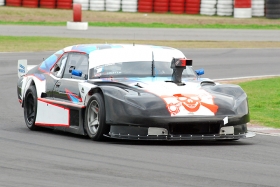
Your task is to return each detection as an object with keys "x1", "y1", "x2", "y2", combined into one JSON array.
[{"x1": 93, "y1": 77, "x2": 245, "y2": 117}]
